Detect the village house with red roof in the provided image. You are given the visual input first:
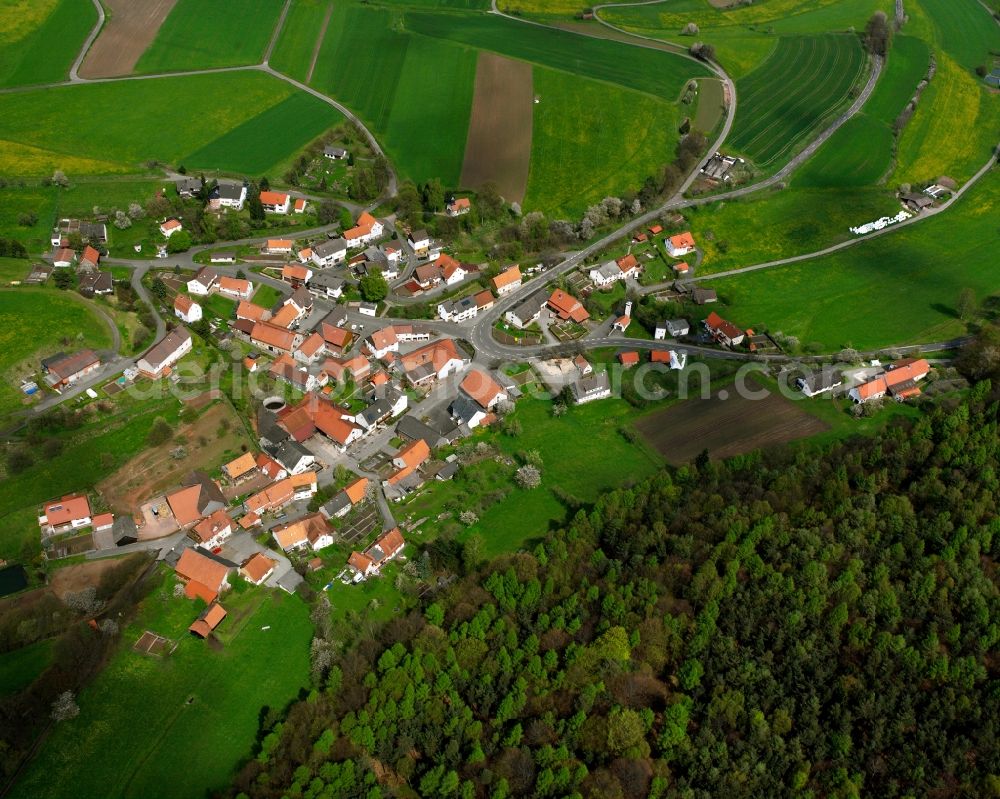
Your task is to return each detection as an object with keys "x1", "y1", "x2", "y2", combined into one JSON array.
[
  {"x1": 665, "y1": 231, "x2": 696, "y2": 258},
  {"x1": 547, "y1": 289, "x2": 590, "y2": 323},
  {"x1": 174, "y1": 293, "x2": 202, "y2": 324},
  {"x1": 703, "y1": 311, "x2": 745, "y2": 347},
  {"x1": 849, "y1": 359, "x2": 931, "y2": 404},
  {"x1": 344, "y1": 212, "x2": 384, "y2": 248},
  {"x1": 347, "y1": 527, "x2": 406, "y2": 581},
  {"x1": 446, "y1": 197, "x2": 471, "y2": 216},
  {"x1": 38, "y1": 493, "x2": 92, "y2": 534},
  {"x1": 259, "y1": 191, "x2": 291, "y2": 214}
]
